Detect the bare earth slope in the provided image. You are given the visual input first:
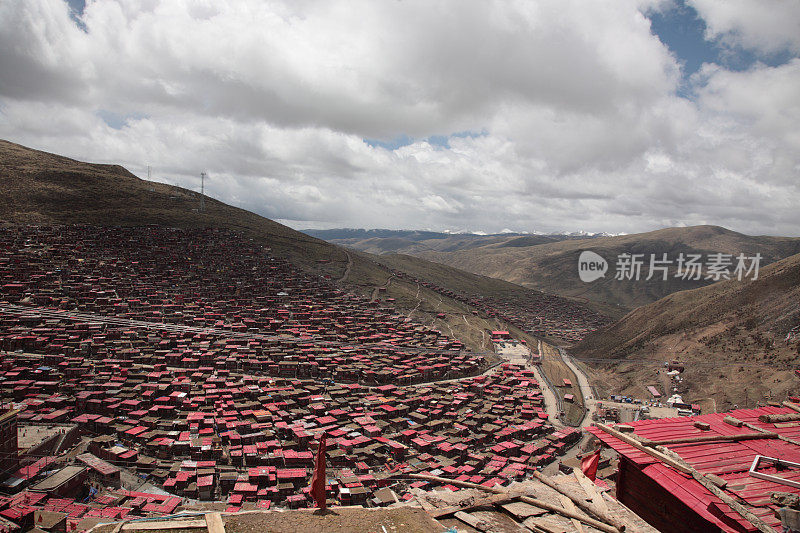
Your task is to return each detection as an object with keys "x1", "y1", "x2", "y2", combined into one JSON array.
[{"x1": 574, "y1": 252, "x2": 800, "y2": 410}]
